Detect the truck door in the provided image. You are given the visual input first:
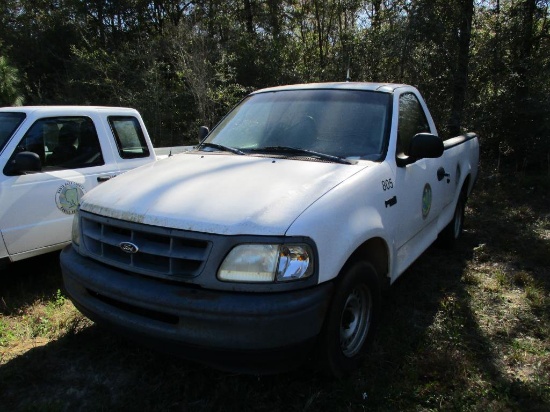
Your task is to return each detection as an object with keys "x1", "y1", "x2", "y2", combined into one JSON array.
[
  {"x1": 0, "y1": 115, "x2": 118, "y2": 260},
  {"x1": 392, "y1": 92, "x2": 449, "y2": 272}
]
